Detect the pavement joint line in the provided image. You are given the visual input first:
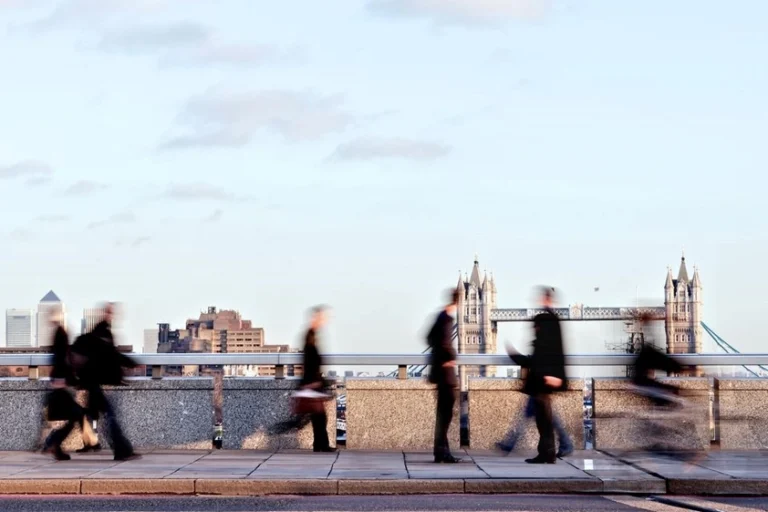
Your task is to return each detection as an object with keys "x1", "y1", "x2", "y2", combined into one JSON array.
[
  {"x1": 598, "y1": 449, "x2": 673, "y2": 487},
  {"x1": 163, "y1": 449, "x2": 212, "y2": 479},
  {"x1": 650, "y1": 496, "x2": 725, "y2": 512},
  {"x1": 324, "y1": 449, "x2": 341, "y2": 479},
  {"x1": 246, "y1": 449, "x2": 276, "y2": 478}
]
